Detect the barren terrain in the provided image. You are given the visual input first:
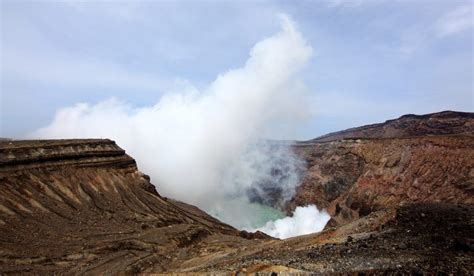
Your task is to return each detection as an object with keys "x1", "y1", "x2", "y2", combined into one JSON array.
[{"x1": 0, "y1": 111, "x2": 473, "y2": 274}]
